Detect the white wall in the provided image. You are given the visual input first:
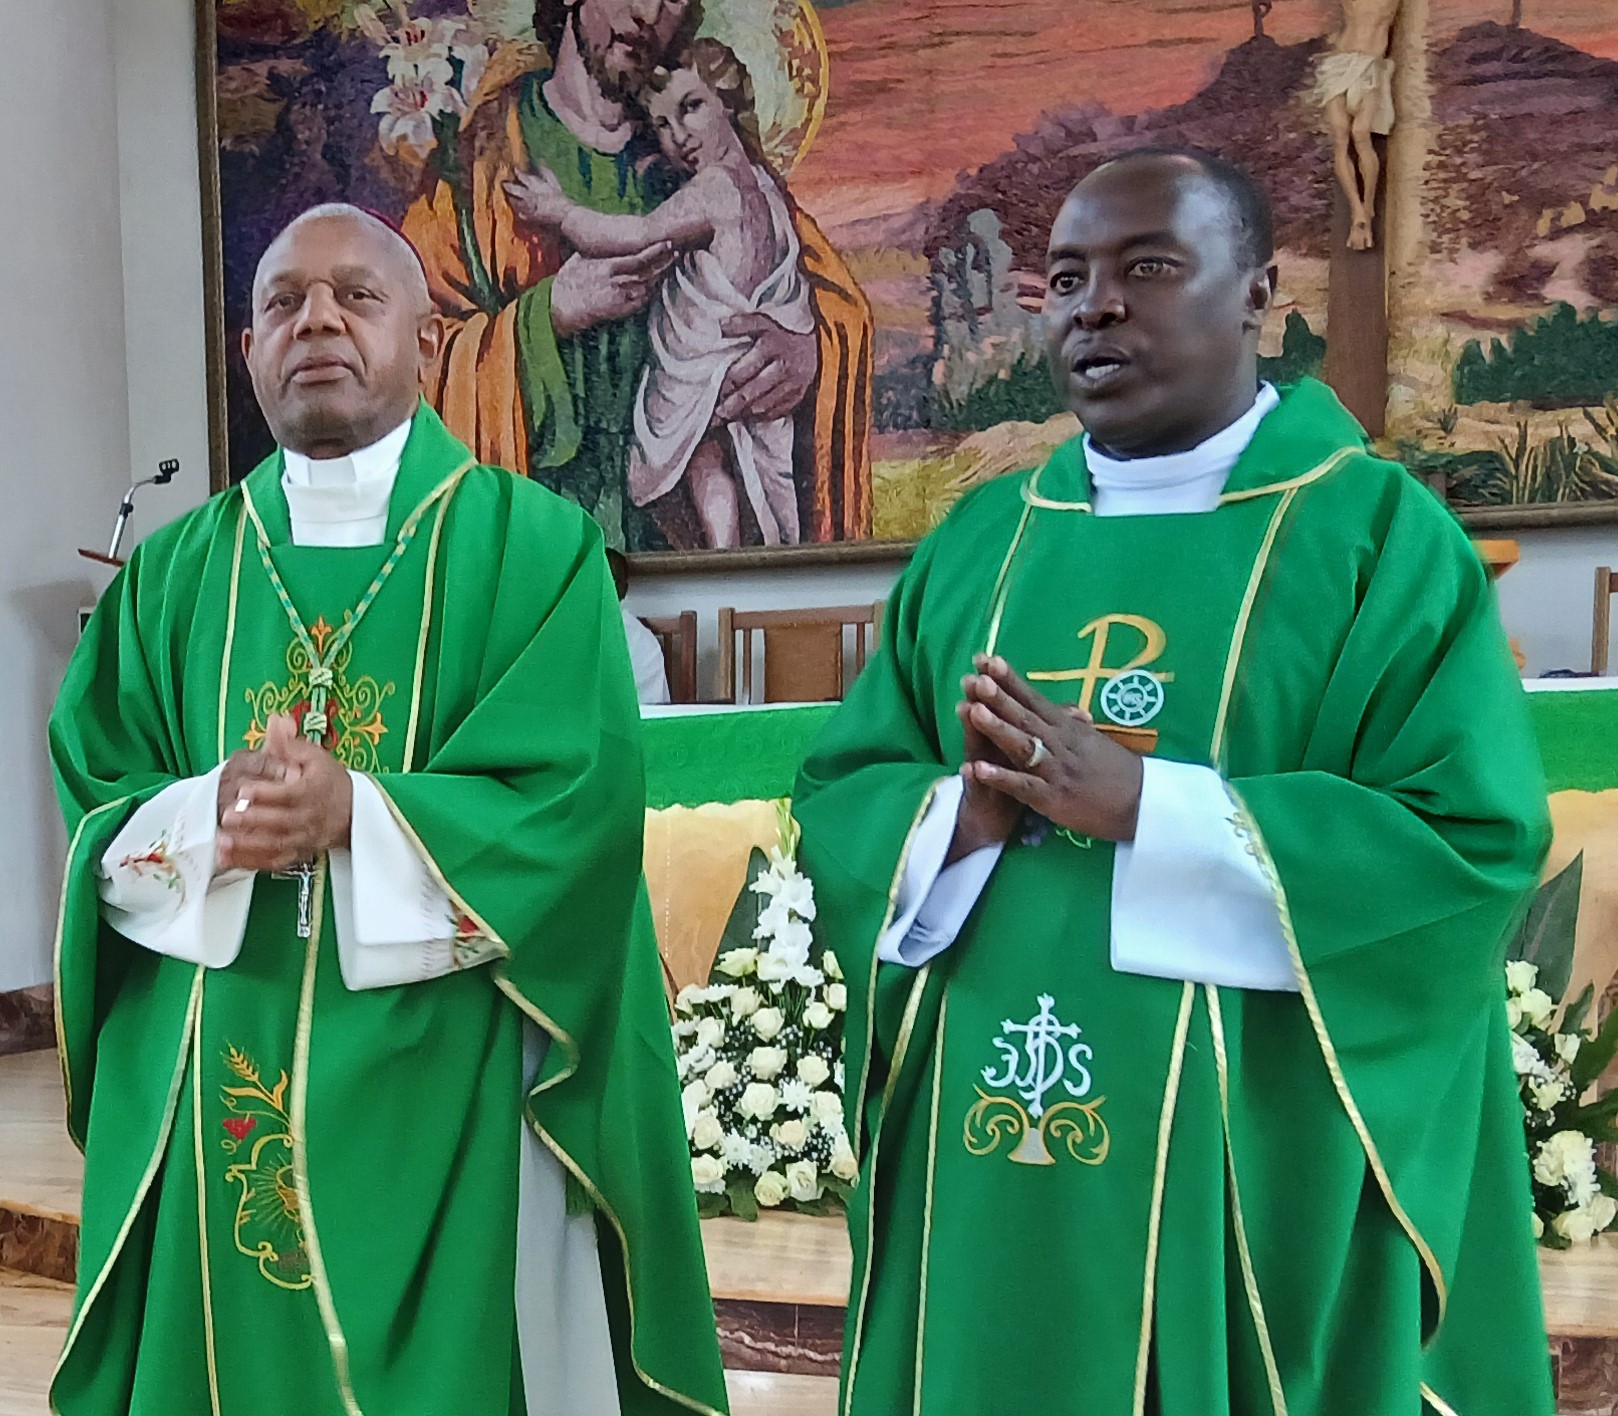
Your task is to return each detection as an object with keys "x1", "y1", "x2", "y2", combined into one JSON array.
[
  {"x1": 1500, "y1": 526, "x2": 1618, "y2": 678},
  {"x1": 0, "y1": 0, "x2": 134, "y2": 988}
]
